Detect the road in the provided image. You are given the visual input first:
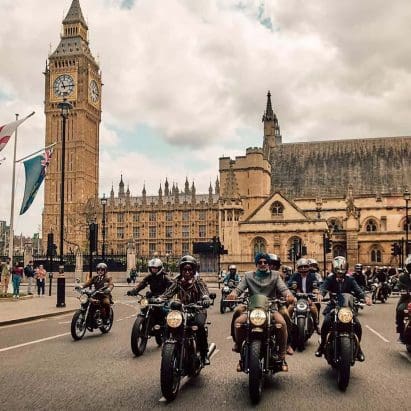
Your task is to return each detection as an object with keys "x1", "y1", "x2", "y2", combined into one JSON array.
[{"x1": 0, "y1": 289, "x2": 409, "y2": 410}]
